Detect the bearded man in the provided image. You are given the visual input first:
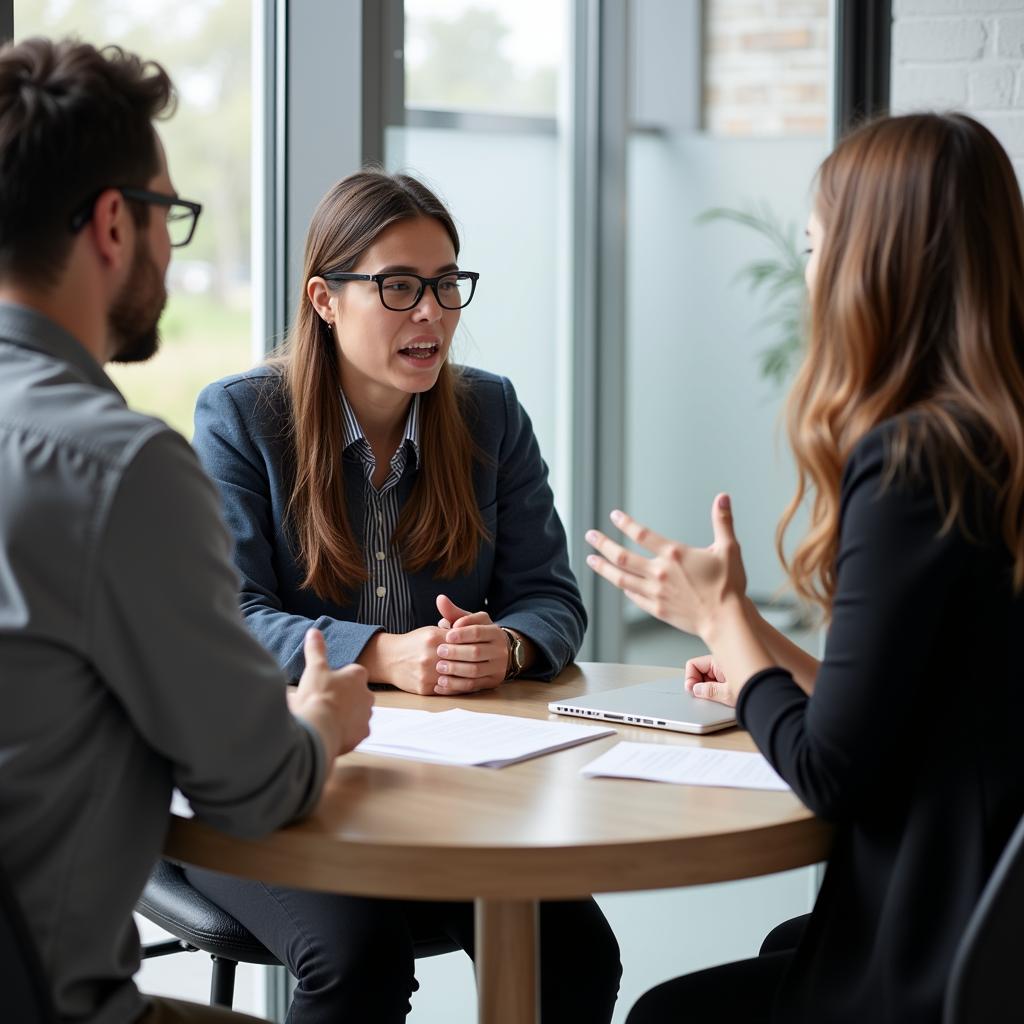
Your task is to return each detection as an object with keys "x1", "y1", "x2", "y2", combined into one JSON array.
[{"x1": 0, "y1": 37, "x2": 373, "y2": 1024}]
